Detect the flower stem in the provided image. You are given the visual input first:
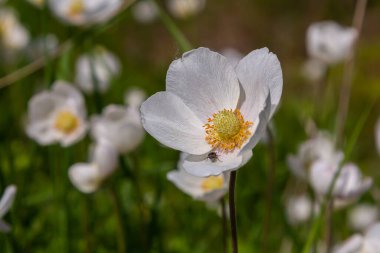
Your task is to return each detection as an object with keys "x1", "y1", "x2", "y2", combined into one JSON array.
[
  {"x1": 153, "y1": 0, "x2": 192, "y2": 52},
  {"x1": 109, "y1": 187, "x2": 127, "y2": 253},
  {"x1": 325, "y1": 200, "x2": 334, "y2": 253},
  {"x1": 220, "y1": 198, "x2": 228, "y2": 253},
  {"x1": 229, "y1": 171, "x2": 238, "y2": 253},
  {"x1": 335, "y1": 0, "x2": 367, "y2": 147}
]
